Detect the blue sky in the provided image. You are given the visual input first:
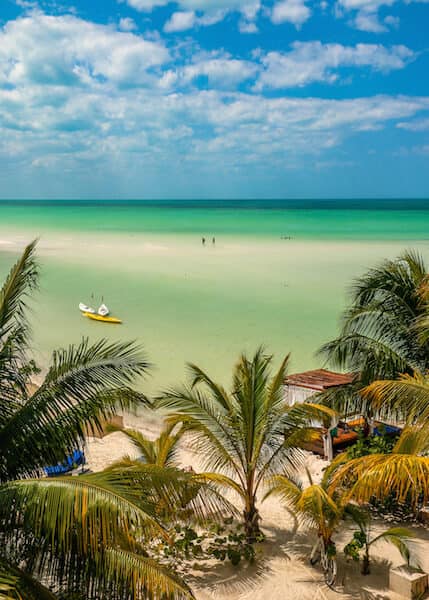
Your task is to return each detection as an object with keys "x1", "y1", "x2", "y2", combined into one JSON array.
[{"x1": 0, "y1": 0, "x2": 428, "y2": 199}]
